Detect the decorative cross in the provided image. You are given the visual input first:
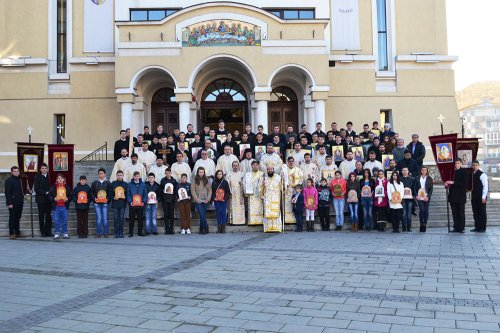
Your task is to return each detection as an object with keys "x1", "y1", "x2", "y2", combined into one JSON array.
[
  {"x1": 57, "y1": 124, "x2": 64, "y2": 134},
  {"x1": 27, "y1": 126, "x2": 33, "y2": 135},
  {"x1": 437, "y1": 114, "x2": 445, "y2": 123}
]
